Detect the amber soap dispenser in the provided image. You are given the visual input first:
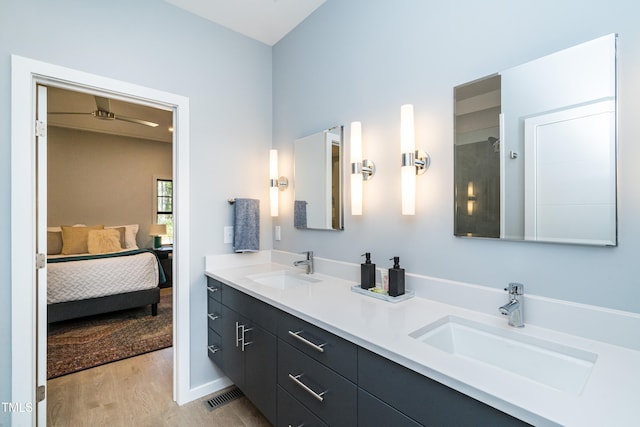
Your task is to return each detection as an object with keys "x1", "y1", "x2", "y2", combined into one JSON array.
[{"x1": 388, "y1": 256, "x2": 405, "y2": 297}]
